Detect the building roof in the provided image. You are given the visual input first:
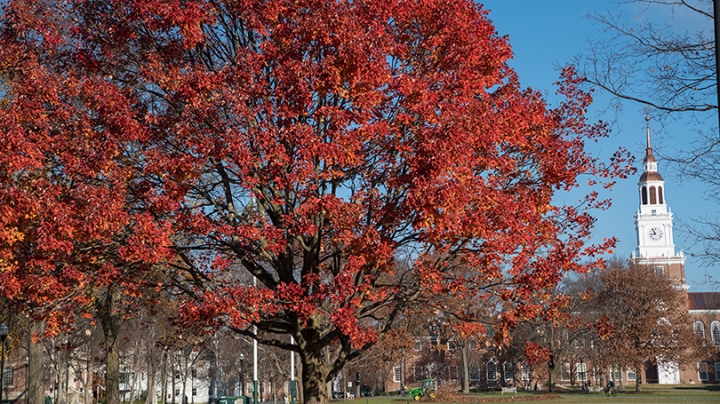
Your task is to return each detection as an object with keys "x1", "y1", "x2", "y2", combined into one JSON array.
[
  {"x1": 687, "y1": 292, "x2": 720, "y2": 310},
  {"x1": 639, "y1": 171, "x2": 664, "y2": 182}
]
